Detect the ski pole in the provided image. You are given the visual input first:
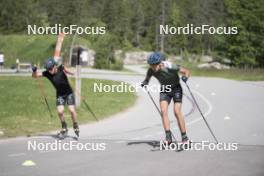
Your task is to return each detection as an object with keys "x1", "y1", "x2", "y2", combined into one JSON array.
[
  {"x1": 69, "y1": 78, "x2": 99, "y2": 121},
  {"x1": 75, "y1": 88, "x2": 98, "y2": 122},
  {"x1": 37, "y1": 79, "x2": 53, "y2": 118},
  {"x1": 82, "y1": 100, "x2": 98, "y2": 121},
  {"x1": 184, "y1": 82, "x2": 219, "y2": 143},
  {"x1": 143, "y1": 87, "x2": 178, "y2": 144}
]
